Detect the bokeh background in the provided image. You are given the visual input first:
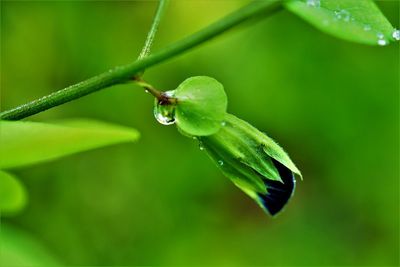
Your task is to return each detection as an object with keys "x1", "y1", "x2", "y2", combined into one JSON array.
[{"x1": 1, "y1": 0, "x2": 399, "y2": 266}]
